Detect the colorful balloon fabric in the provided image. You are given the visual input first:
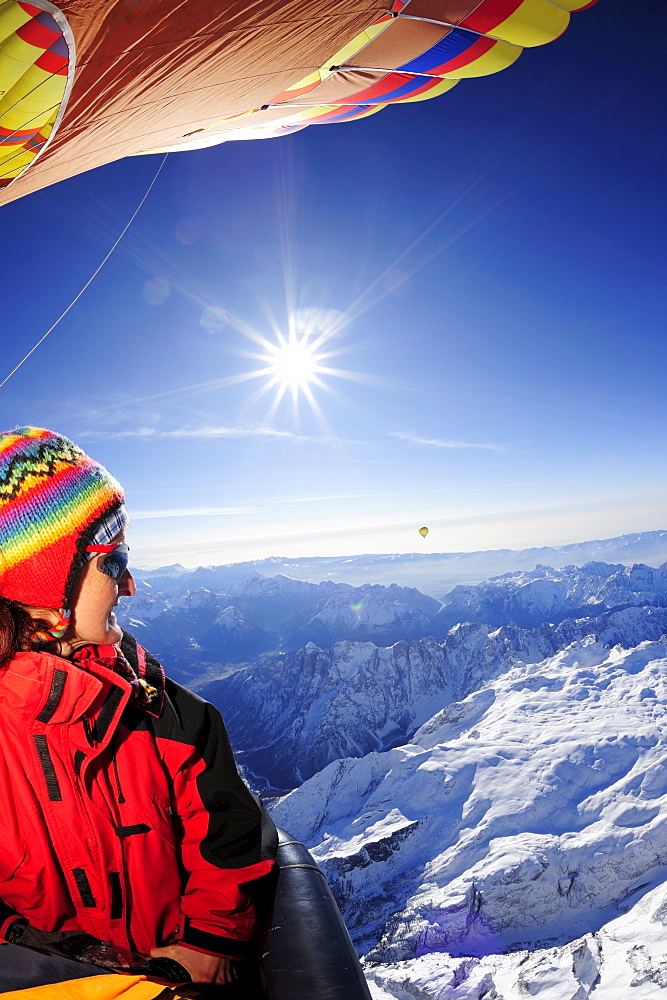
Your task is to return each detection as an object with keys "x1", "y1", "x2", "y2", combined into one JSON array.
[
  {"x1": 0, "y1": 0, "x2": 598, "y2": 203},
  {"x1": 0, "y1": 1, "x2": 69, "y2": 187},
  {"x1": 419, "y1": 526, "x2": 429, "y2": 538},
  {"x1": 163, "y1": 0, "x2": 598, "y2": 152}
]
